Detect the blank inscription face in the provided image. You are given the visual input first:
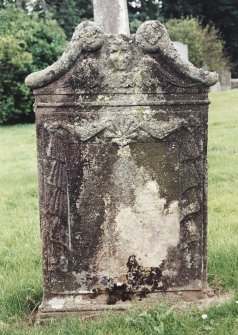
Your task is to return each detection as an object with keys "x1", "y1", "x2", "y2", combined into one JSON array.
[{"x1": 91, "y1": 142, "x2": 180, "y2": 278}]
